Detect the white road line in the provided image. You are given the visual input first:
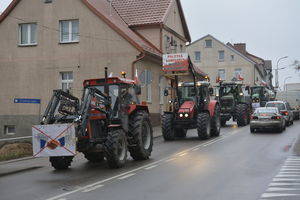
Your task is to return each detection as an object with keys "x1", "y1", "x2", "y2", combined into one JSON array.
[
  {"x1": 282, "y1": 164, "x2": 300, "y2": 167},
  {"x1": 269, "y1": 182, "x2": 300, "y2": 187},
  {"x1": 276, "y1": 174, "x2": 300, "y2": 178},
  {"x1": 282, "y1": 166, "x2": 300, "y2": 168},
  {"x1": 267, "y1": 187, "x2": 300, "y2": 192},
  {"x1": 144, "y1": 165, "x2": 158, "y2": 170},
  {"x1": 46, "y1": 133, "x2": 236, "y2": 200},
  {"x1": 179, "y1": 153, "x2": 187, "y2": 157},
  {"x1": 165, "y1": 158, "x2": 176, "y2": 162},
  {"x1": 273, "y1": 178, "x2": 300, "y2": 182},
  {"x1": 118, "y1": 173, "x2": 136, "y2": 180},
  {"x1": 280, "y1": 169, "x2": 300, "y2": 171},
  {"x1": 57, "y1": 199, "x2": 67, "y2": 200},
  {"x1": 203, "y1": 138, "x2": 224, "y2": 147},
  {"x1": 287, "y1": 159, "x2": 300, "y2": 161},
  {"x1": 279, "y1": 172, "x2": 300, "y2": 174},
  {"x1": 192, "y1": 148, "x2": 199, "y2": 151},
  {"x1": 261, "y1": 193, "x2": 300, "y2": 198},
  {"x1": 81, "y1": 185, "x2": 104, "y2": 193}
]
